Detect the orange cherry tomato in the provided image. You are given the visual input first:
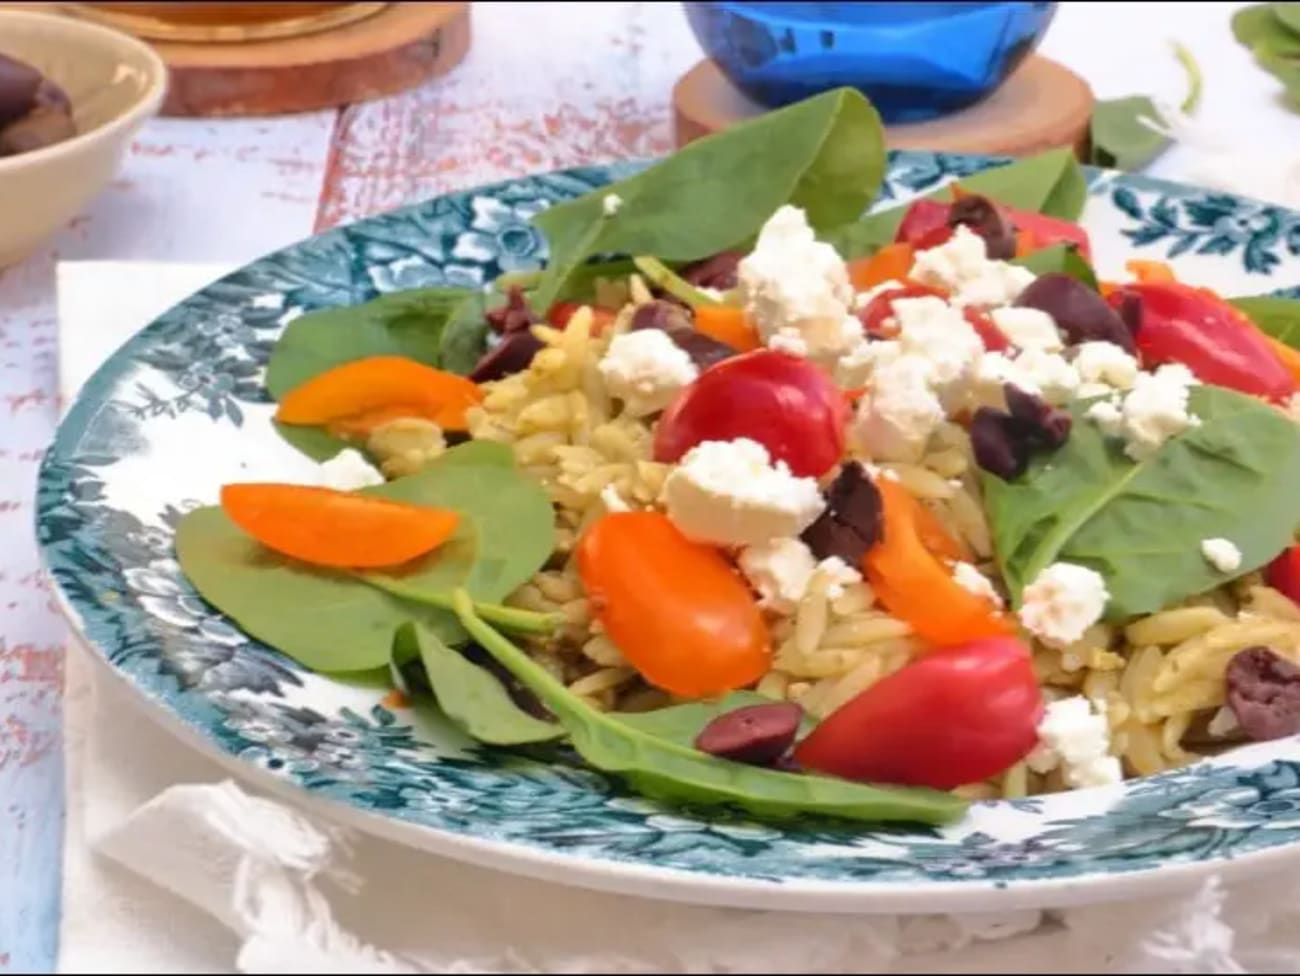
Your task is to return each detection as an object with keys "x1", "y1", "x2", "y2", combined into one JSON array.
[
  {"x1": 864, "y1": 478, "x2": 1011, "y2": 648},
  {"x1": 576, "y1": 511, "x2": 770, "y2": 697},
  {"x1": 846, "y1": 242, "x2": 916, "y2": 291},
  {"x1": 221, "y1": 483, "x2": 460, "y2": 569},
  {"x1": 692, "y1": 305, "x2": 762, "y2": 352},
  {"x1": 547, "y1": 302, "x2": 617, "y2": 333},
  {"x1": 276, "y1": 356, "x2": 482, "y2": 431}
]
